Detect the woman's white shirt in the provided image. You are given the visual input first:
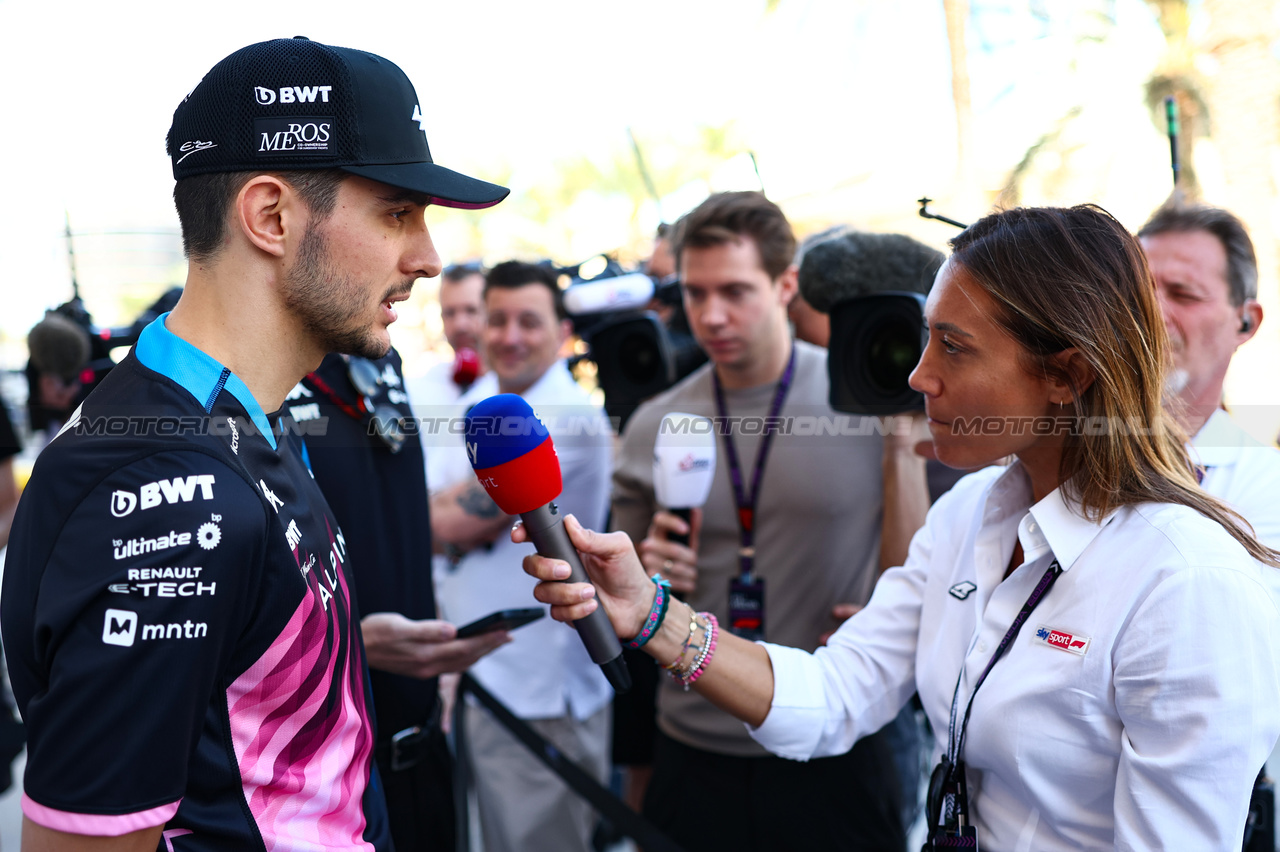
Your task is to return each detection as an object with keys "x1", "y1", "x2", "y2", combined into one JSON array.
[{"x1": 752, "y1": 461, "x2": 1280, "y2": 851}]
